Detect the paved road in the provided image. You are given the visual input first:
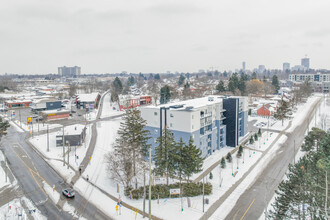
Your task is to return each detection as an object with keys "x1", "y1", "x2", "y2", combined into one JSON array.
[
  {"x1": 1, "y1": 126, "x2": 111, "y2": 219},
  {"x1": 225, "y1": 98, "x2": 322, "y2": 220}
]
